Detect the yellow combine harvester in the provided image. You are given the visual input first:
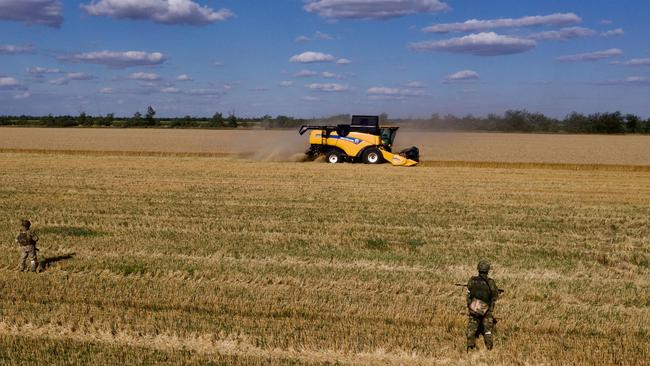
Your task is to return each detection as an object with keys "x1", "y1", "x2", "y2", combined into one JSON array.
[{"x1": 299, "y1": 115, "x2": 419, "y2": 166}]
